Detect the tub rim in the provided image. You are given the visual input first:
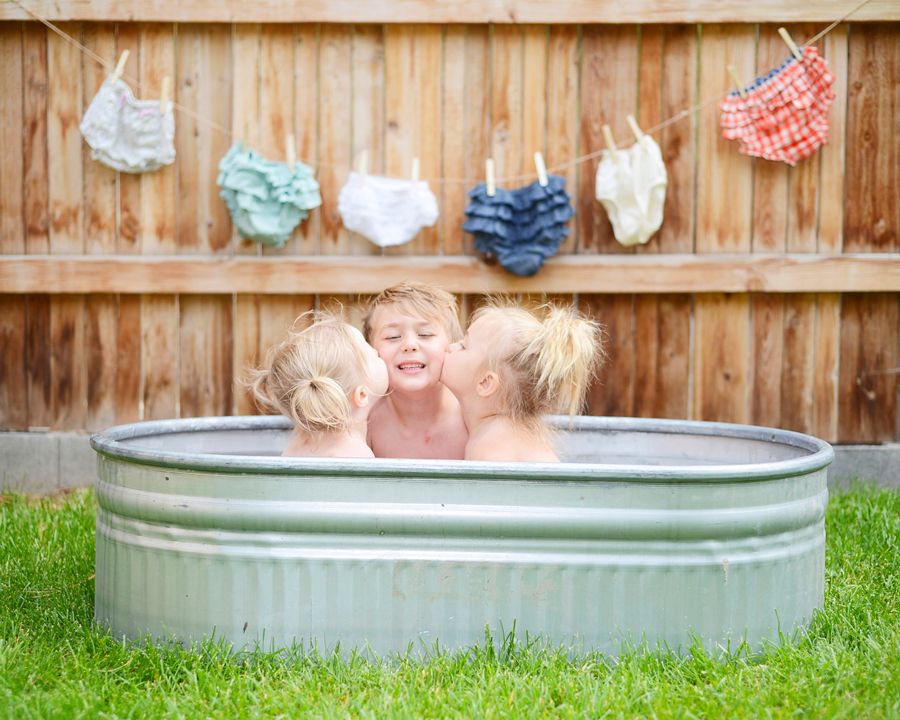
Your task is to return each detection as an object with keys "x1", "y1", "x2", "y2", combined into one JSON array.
[{"x1": 90, "y1": 415, "x2": 833, "y2": 484}]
